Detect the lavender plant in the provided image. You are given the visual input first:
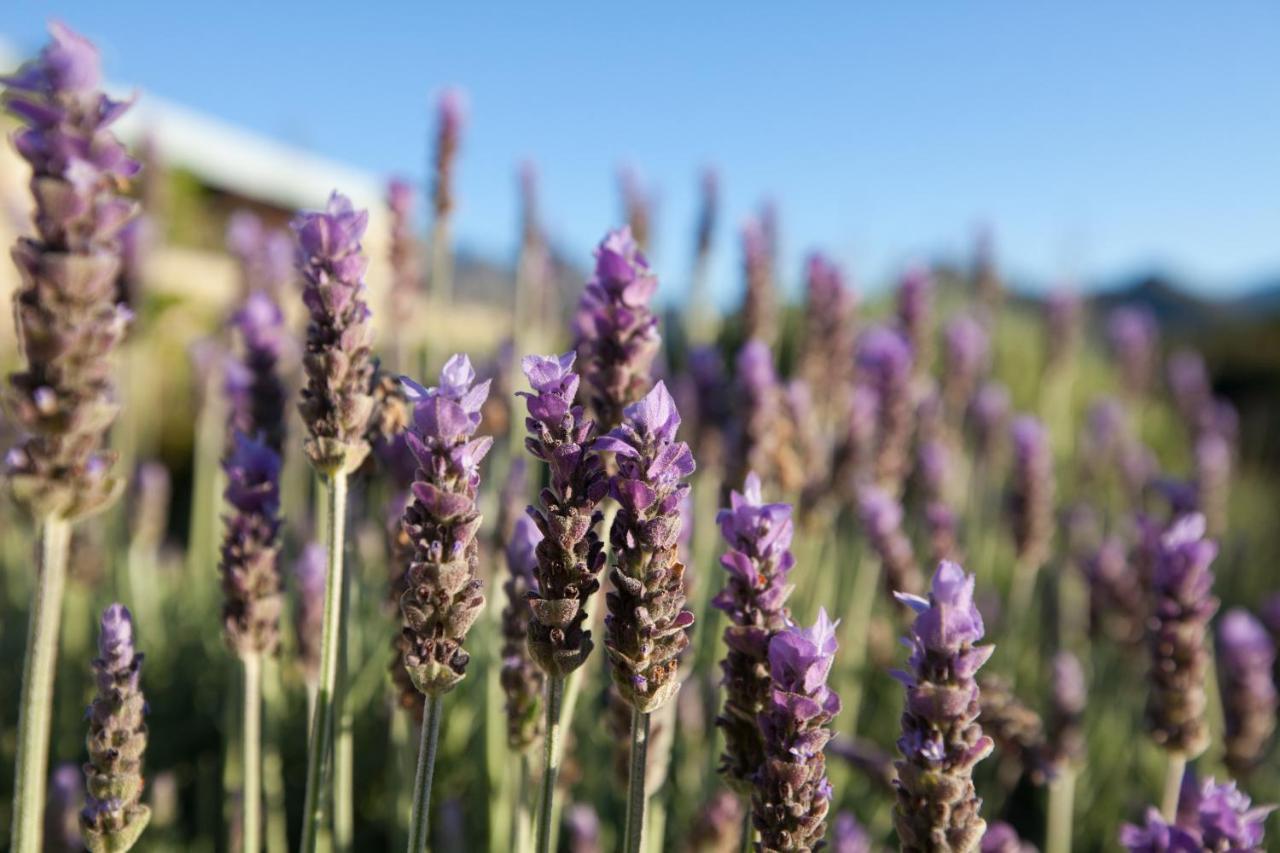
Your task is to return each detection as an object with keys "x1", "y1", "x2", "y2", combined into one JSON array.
[{"x1": 1216, "y1": 609, "x2": 1276, "y2": 777}]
